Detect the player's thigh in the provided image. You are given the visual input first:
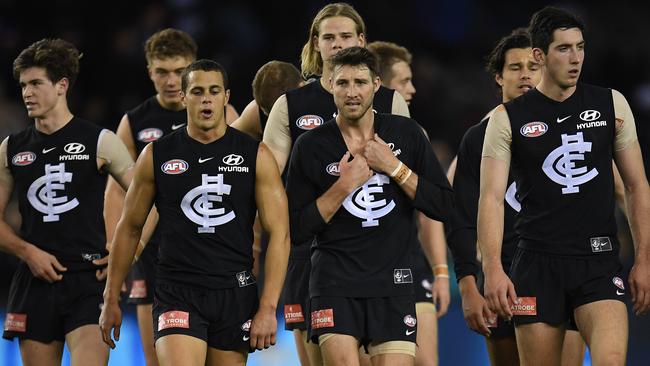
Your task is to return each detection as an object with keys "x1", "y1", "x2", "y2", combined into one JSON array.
[
  {"x1": 137, "y1": 304, "x2": 158, "y2": 366},
  {"x1": 319, "y1": 333, "x2": 361, "y2": 366},
  {"x1": 368, "y1": 341, "x2": 415, "y2": 366},
  {"x1": 515, "y1": 322, "x2": 565, "y2": 366},
  {"x1": 574, "y1": 299, "x2": 627, "y2": 365},
  {"x1": 206, "y1": 347, "x2": 247, "y2": 366},
  {"x1": 485, "y1": 336, "x2": 519, "y2": 366},
  {"x1": 65, "y1": 324, "x2": 109, "y2": 366},
  {"x1": 19, "y1": 339, "x2": 64, "y2": 366},
  {"x1": 560, "y1": 329, "x2": 585, "y2": 366},
  {"x1": 414, "y1": 302, "x2": 437, "y2": 366},
  {"x1": 156, "y1": 334, "x2": 207, "y2": 366}
]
